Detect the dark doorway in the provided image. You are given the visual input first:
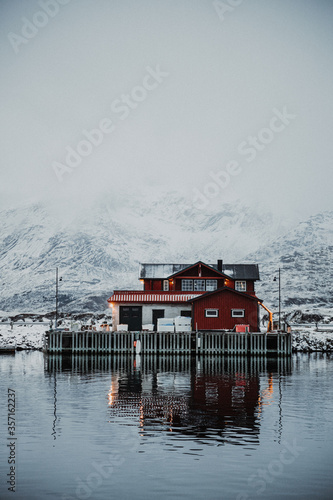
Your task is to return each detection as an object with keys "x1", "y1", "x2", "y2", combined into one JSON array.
[
  {"x1": 267, "y1": 335, "x2": 278, "y2": 352},
  {"x1": 152, "y1": 309, "x2": 165, "y2": 331},
  {"x1": 180, "y1": 310, "x2": 192, "y2": 317},
  {"x1": 120, "y1": 306, "x2": 142, "y2": 331}
]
